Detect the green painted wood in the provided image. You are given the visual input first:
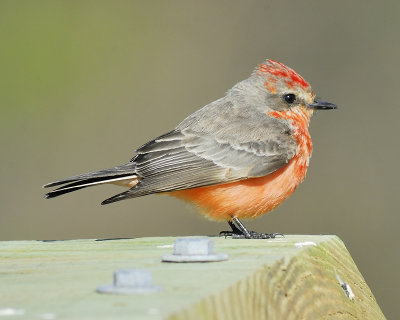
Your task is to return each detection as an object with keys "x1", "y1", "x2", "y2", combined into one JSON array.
[{"x1": 0, "y1": 235, "x2": 385, "y2": 319}]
